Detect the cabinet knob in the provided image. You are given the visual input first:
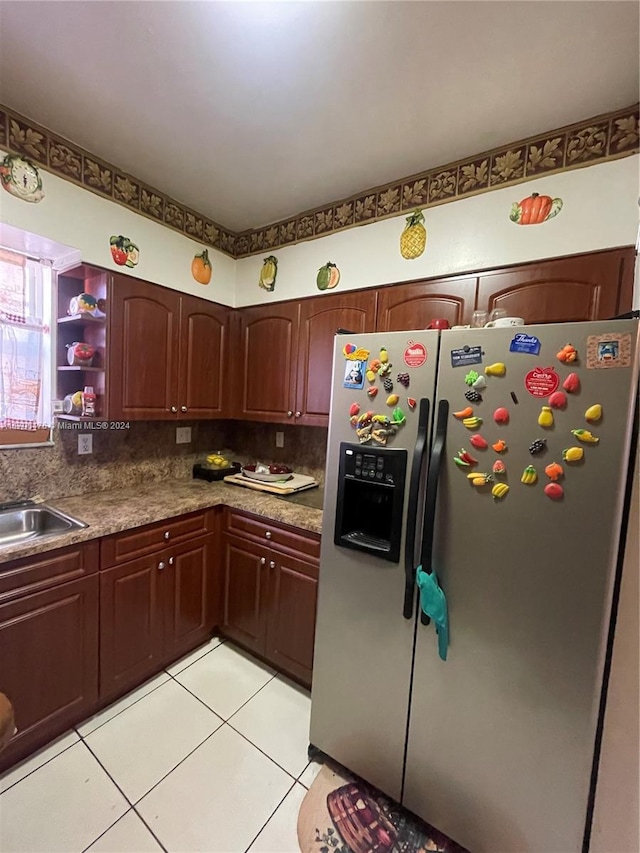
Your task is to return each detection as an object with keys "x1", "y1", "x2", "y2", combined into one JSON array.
[
  {"x1": 170, "y1": 406, "x2": 178, "y2": 413},
  {"x1": 181, "y1": 406, "x2": 187, "y2": 413},
  {"x1": 295, "y1": 411, "x2": 301, "y2": 418},
  {"x1": 265, "y1": 531, "x2": 272, "y2": 539},
  {"x1": 287, "y1": 411, "x2": 293, "y2": 418},
  {"x1": 260, "y1": 557, "x2": 266, "y2": 565},
  {"x1": 168, "y1": 556, "x2": 175, "y2": 566},
  {"x1": 164, "y1": 531, "x2": 170, "y2": 540},
  {"x1": 158, "y1": 561, "x2": 165, "y2": 571},
  {"x1": 269, "y1": 560, "x2": 276, "y2": 569}
]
